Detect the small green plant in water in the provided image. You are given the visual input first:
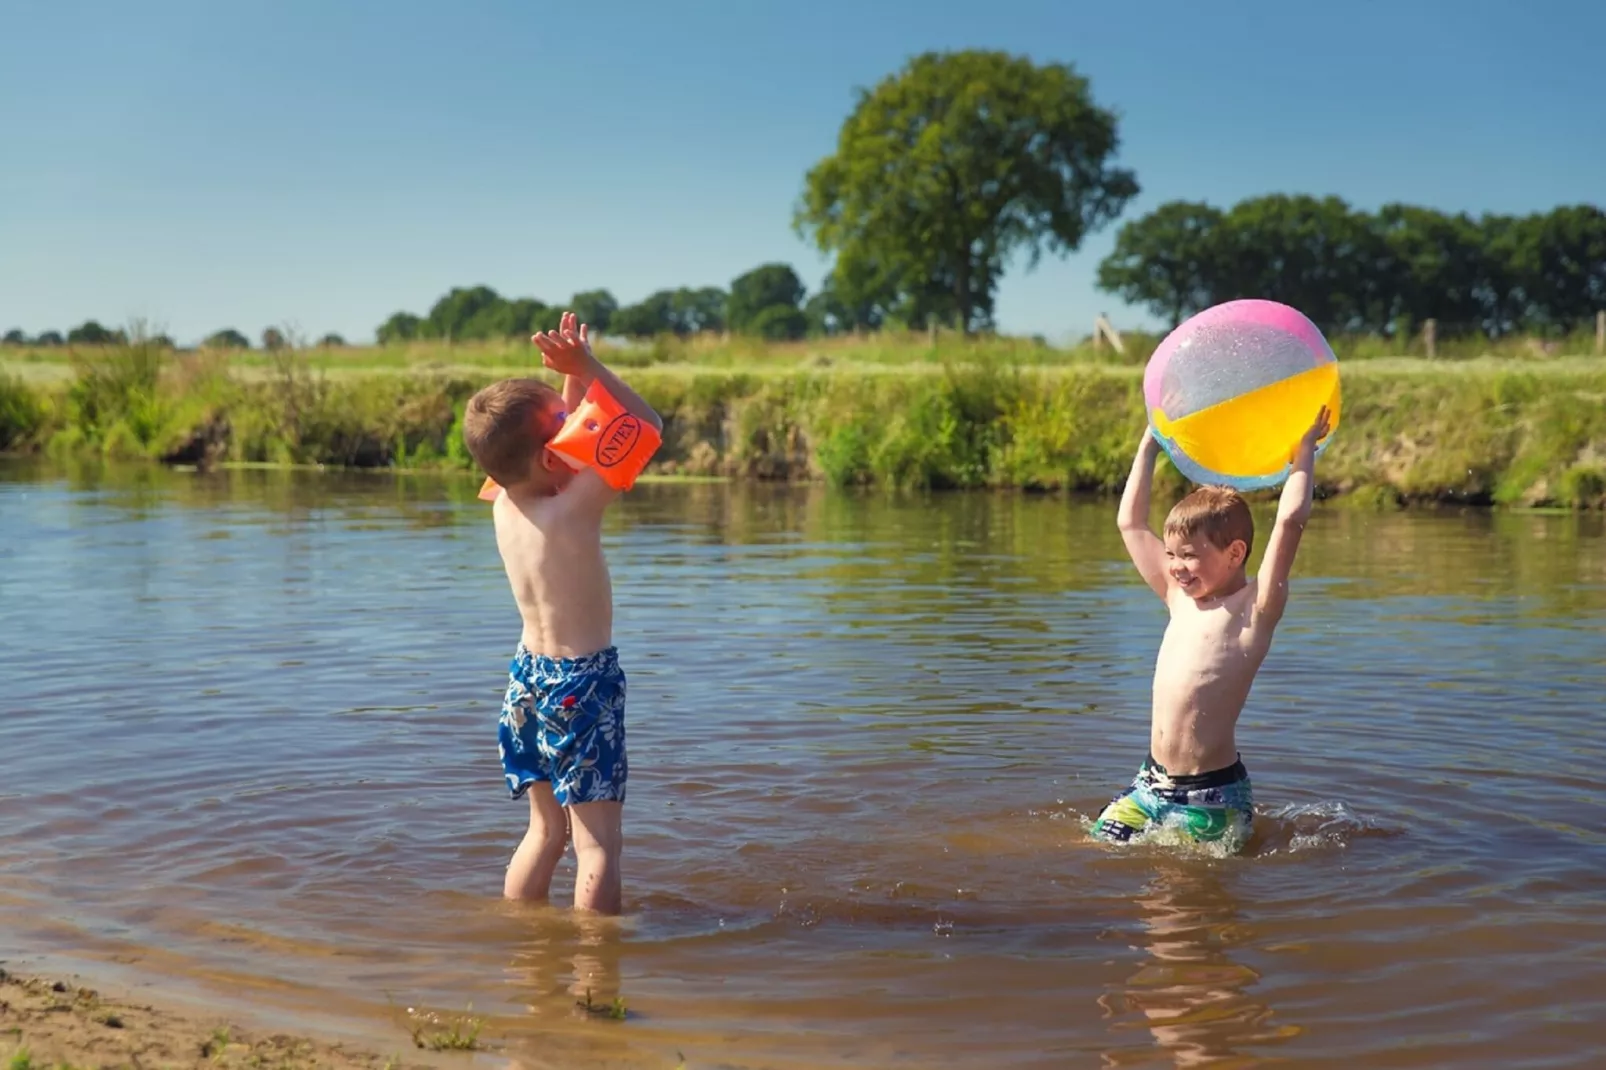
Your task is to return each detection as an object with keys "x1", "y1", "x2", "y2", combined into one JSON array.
[
  {"x1": 576, "y1": 988, "x2": 628, "y2": 1020},
  {"x1": 200, "y1": 1026, "x2": 233, "y2": 1061},
  {"x1": 407, "y1": 1007, "x2": 483, "y2": 1051},
  {"x1": 8, "y1": 1048, "x2": 34, "y2": 1070}
]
